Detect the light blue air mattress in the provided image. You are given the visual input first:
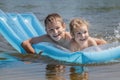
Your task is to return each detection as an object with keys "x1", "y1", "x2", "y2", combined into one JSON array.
[{"x1": 0, "y1": 10, "x2": 120, "y2": 64}]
